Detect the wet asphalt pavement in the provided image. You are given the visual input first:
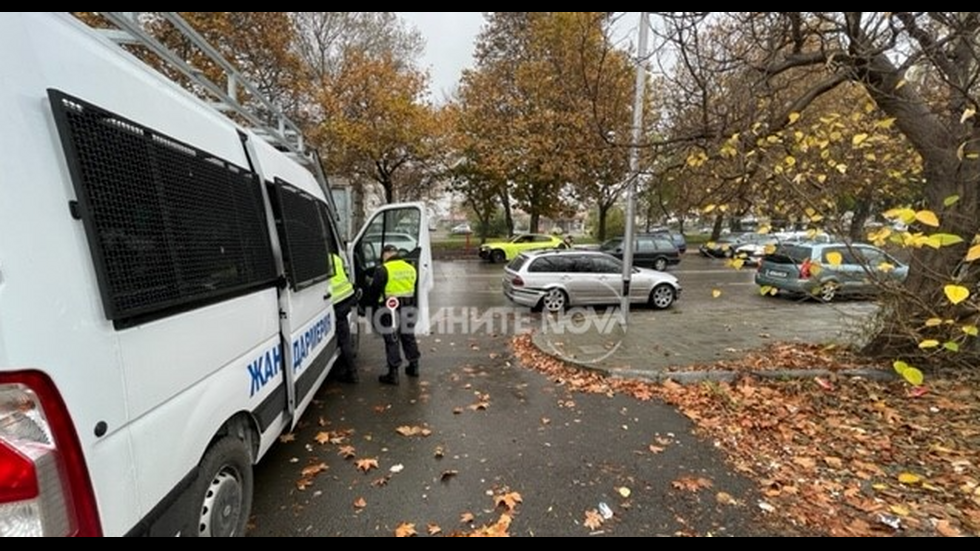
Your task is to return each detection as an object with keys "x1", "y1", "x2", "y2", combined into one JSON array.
[{"x1": 247, "y1": 258, "x2": 801, "y2": 537}]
